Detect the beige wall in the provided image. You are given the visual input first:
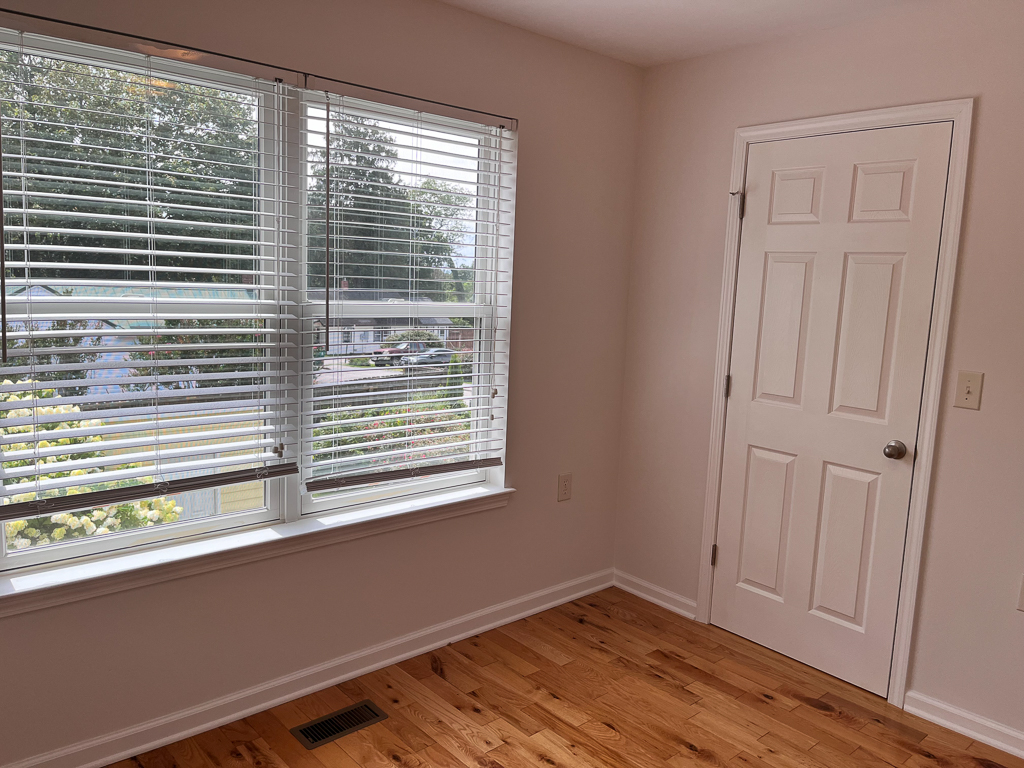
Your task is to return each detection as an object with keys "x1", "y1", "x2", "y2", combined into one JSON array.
[
  {"x1": 616, "y1": 0, "x2": 1024, "y2": 733},
  {"x1": 0, "y1": 1, "x2": 640, "y2": 764},
  {"x1": 5, "y1": 0, "x2": 1024, "y2": 763}
]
